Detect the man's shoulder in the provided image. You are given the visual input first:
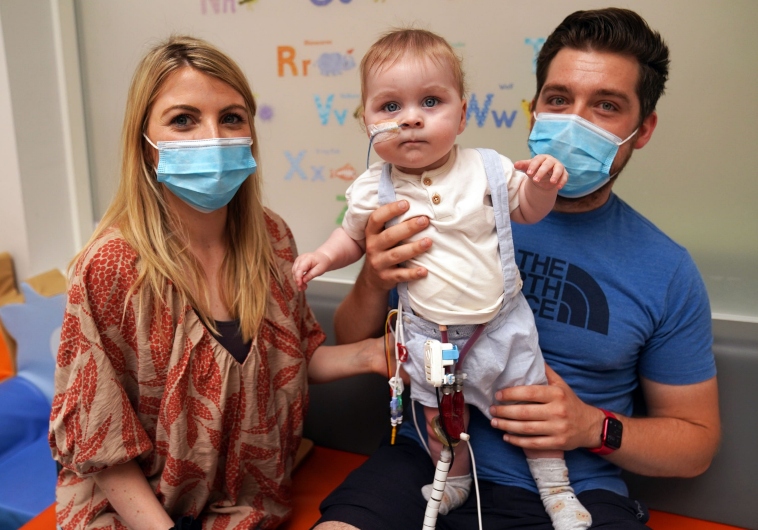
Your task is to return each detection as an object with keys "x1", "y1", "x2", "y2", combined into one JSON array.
[{"x1": 611, "y1": 196, "x2": 690, "y2": 257}]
